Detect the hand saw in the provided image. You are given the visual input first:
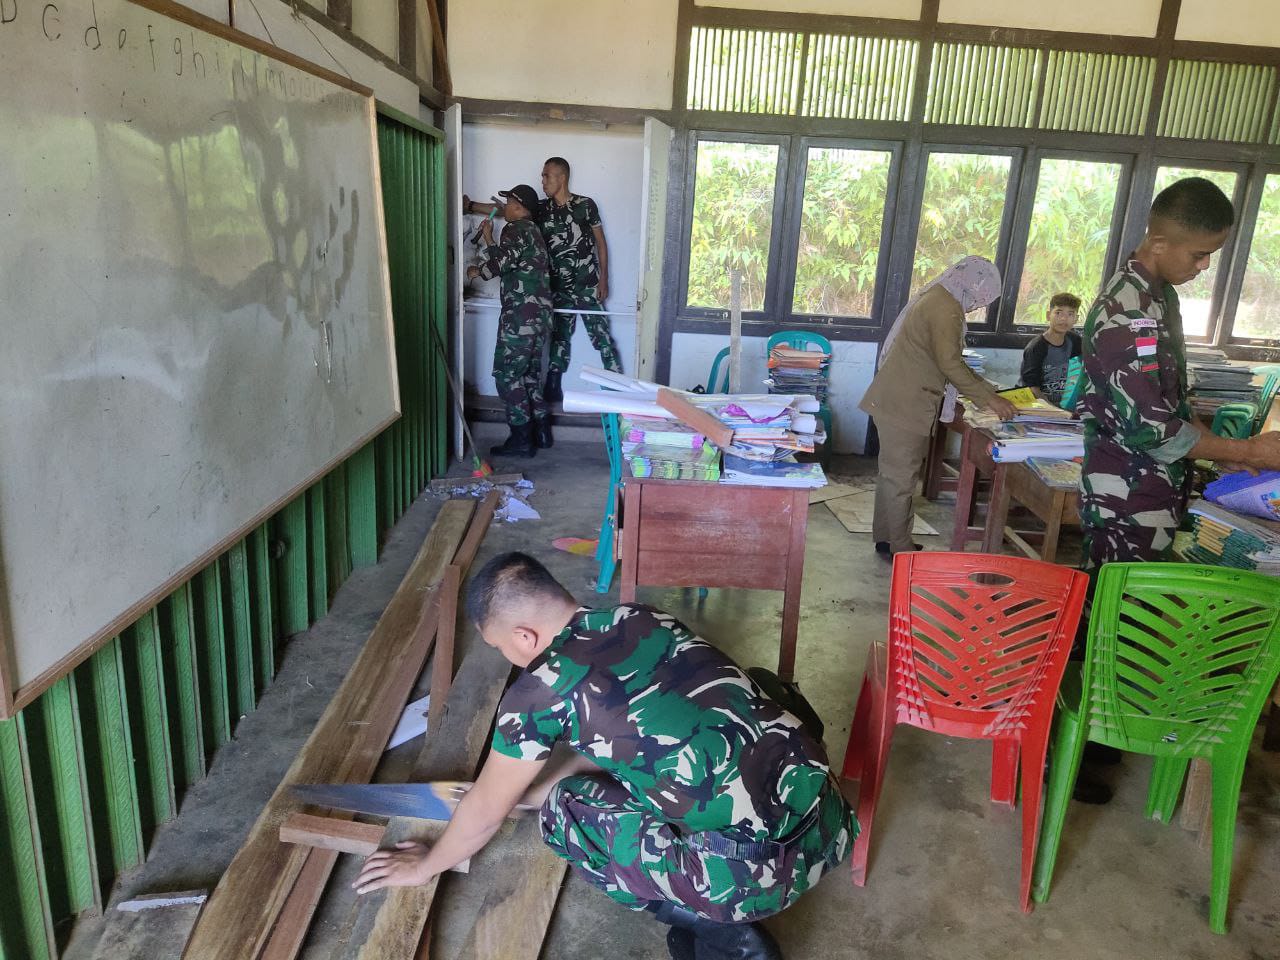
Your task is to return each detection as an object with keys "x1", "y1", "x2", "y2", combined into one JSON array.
[{"x1": 290, "y1": 781, "x2": 537, "y2": 821}]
